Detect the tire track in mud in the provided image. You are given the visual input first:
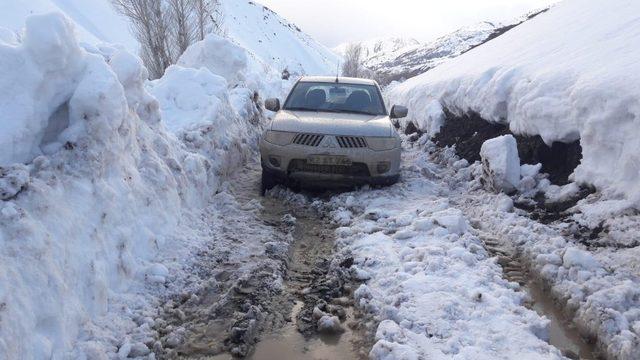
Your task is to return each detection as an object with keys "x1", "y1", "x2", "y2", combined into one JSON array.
[
  {"x1": 469, "y1": 220, "x2": 600, "y2": 359},
  {"x1": 152, "y1": 161, "x2": 366, "y2": 359},
  {"x1": 425, "y1": 144, "x2": 602, "y2": 359}
]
